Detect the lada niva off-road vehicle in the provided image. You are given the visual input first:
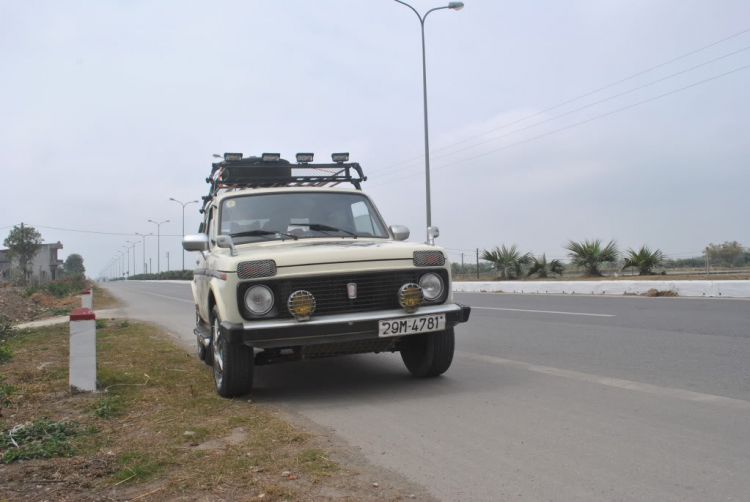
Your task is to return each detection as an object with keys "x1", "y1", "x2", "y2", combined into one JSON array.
[{"x1": 183, "y1": 152, "x2": 471, "y2": 397}]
